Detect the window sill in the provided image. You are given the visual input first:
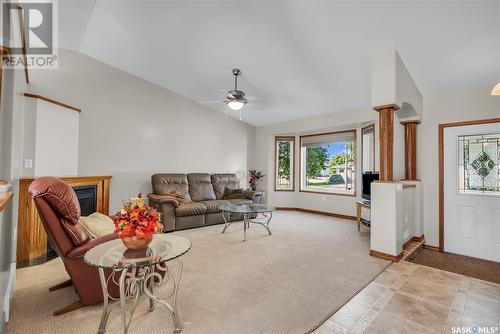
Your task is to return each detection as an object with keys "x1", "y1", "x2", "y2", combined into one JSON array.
[
  {"x1": 274, "y1": 188, "x2": 295, "y2": 192},
  {"x1": 299, "y1": 189, "x2": 356, "y2": 197}
]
